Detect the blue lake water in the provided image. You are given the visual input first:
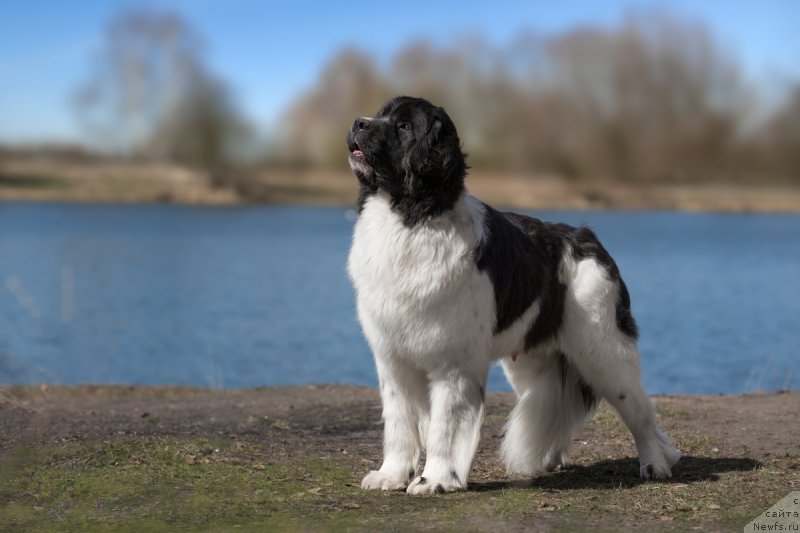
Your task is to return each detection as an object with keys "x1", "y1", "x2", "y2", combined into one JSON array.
[{"x1": 0, "y1": 202, "x2": 798, "y2": 394}]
